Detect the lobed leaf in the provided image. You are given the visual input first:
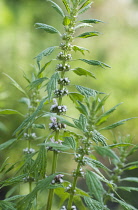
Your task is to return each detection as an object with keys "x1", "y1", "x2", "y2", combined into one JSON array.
[
  {"x1": 63, "y1": 136, "x2": 76, "y2": 151},
  {"x1": 76, "y1": 85, "x2": 104, "y2": 97},
  {"x1": 91, "y1": 130, "x2": 107, "y2": 146},
  {"x1": 73, "y1": 114, "x2": 88, "y2": 132},
  {"x1": 46, "y1": 72, "x2": 59, "y2": 100},
  {"x1": 84, "y1": 196, "x2": 109, "y2": 210},
  {"x1": 34, "y1": 46, "x2": 57, "y2": 68},
  {"x1": 79, "y1": 59, "x2": 111, "y2": 68},
  {"x1": 86, "y1": 170, "x2": 105, "y2": 203},
  {"x1": 94, "y1": 146, "x2": 120, "y2": 161},
  {"x1": 84, "y1": 157, "x2": 111, "y2": 172},
  {"x1": 77, "y1": 31, "x2": 100, "y2": 38}
]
